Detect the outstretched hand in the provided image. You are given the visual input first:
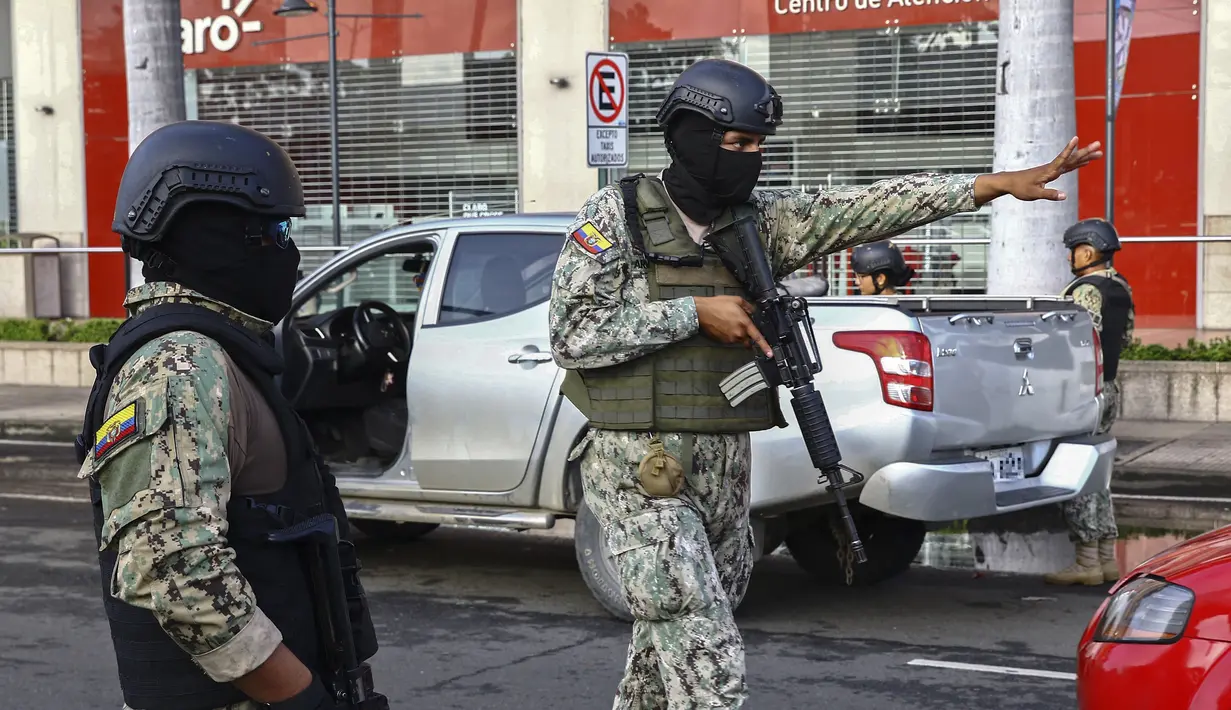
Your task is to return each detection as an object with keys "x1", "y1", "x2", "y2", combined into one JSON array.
[{"x1": 974, "y1": 137, "x2": 1104, "y2": 205}]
